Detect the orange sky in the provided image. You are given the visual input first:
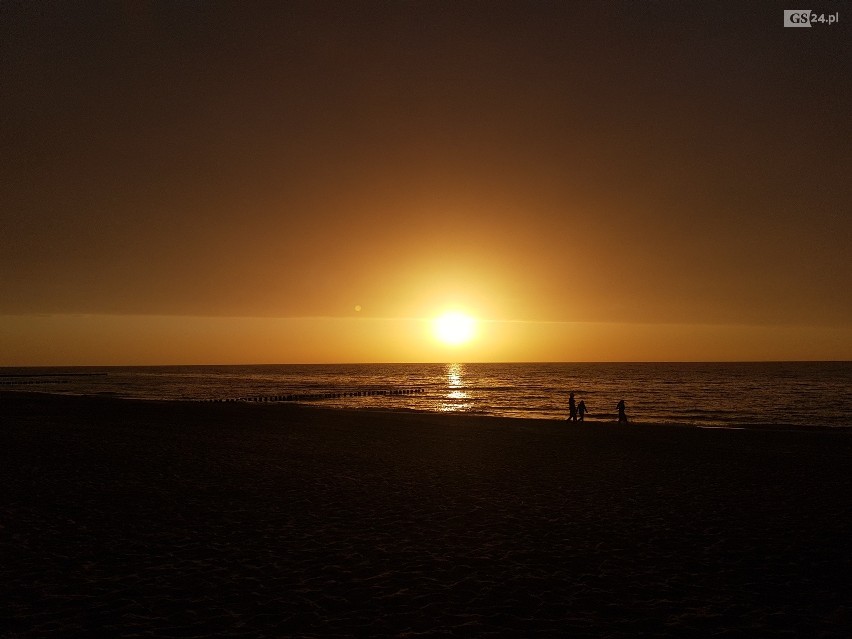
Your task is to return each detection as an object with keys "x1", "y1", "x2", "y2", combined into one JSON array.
[{"x1": 1, "y1": 3, "x2": 850, "y2": 365}]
